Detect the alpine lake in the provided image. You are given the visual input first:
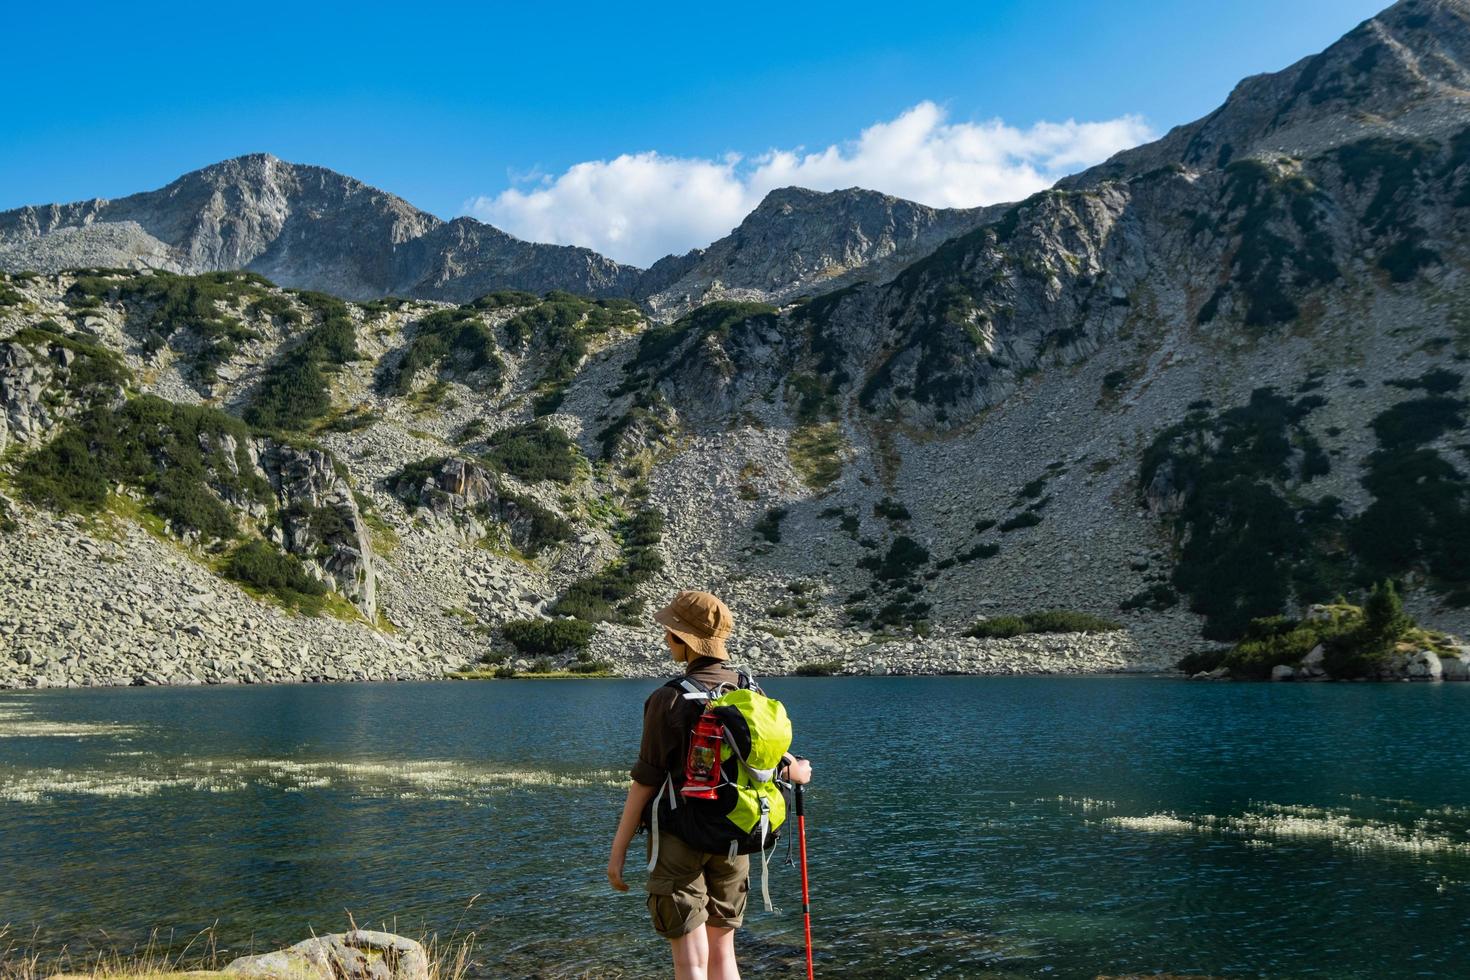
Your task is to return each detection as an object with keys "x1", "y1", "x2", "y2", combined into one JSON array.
[{"x1": 1, "y1": 675, "x2": 1467, "y2": 979}]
